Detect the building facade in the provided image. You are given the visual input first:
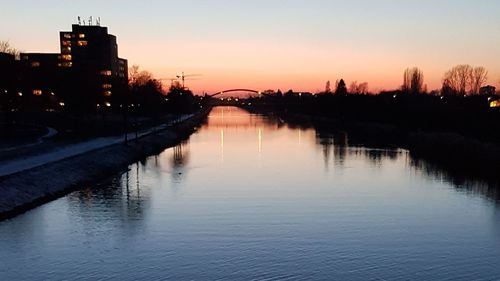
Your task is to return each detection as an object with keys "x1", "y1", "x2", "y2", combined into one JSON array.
[
  {"x1": 58, "y1": 24, "x2": 128, "y2": 110},
  {"x1": 0, "y1": 22, "x2": 128, "y2": 111},
  {"x1": 0, "y1": 53, "x2": 17, "y2": 111}
]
